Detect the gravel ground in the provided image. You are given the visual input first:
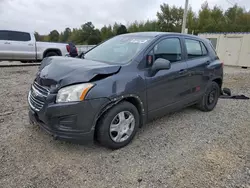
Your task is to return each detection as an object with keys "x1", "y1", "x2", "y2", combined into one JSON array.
[
  {"x1": 0, "y1": 61, "x2": 40, "y2": 67},
  {"x1": 0, "y1": 66, "x2": 250, "y2": 188}
]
